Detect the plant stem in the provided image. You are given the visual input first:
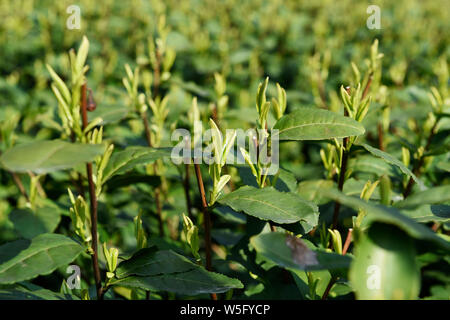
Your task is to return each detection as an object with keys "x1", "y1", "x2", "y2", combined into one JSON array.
[
  {"x1": 318, "y1": 74, "x2": 328, "y2": 109},
  {"x1": 140, "y1": 111, "x2": 164, "y2": 237},
  {"x1": 342, "y1": 228, "x2": 353, "y2": 255},
  {"x1": 269, "y1": 222, "x2": 276, "y2": 232},
  {"x1": 321, "y1": 276, "x2": 337, "y2": 300},
  {"x1": 332, "y1": 136, "x2": 348, "y2": 229},
  {"x1": 69, "y1": 132, "x2": 86, "y2": 197},
  {"x1": 81, "y1": 83, "x2": 103, "y2": 300},
  {"x1": 211, "y1": 103, "x2": 219, "y2": 127},
  {"x1": 193, "y1": 163, "x2": 212, "y2": 270},
  {"x1": 145, "y1": 47, "x2": 165, "y2": 237},
  {"x1": 362, "y1": 73, "x2": 373, "y2": 100},
  {"x1": 403, "y1": 118, "x2": 440, "y2": 198},
  {"x1": 377, "y1": 122, "x2": 384, "y2": 151},
  {"x1": 332, "y1": 86, "x2": 355, "y2": 230},
  {"x1": 323, "y1": 228, "x2": 353, "y2": 300},
  {"x1": 155, "y1": 187, "x2": 164, "y2": 236},
  {"x1": 141, "y1": 111, "x2": 153, "y2": 148},
  {"x1": 183, "y1": 163, "x2": 193, "y2": 219},
  {"x1": 153, "y1": 49, "x2": 161, "y2": 98},
  {"x1": 11, "y1": 172, "x2": 30, "y2": 202},
  {"x1": 193, "y1": 162, "x2": 217, "y2": 301}
]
